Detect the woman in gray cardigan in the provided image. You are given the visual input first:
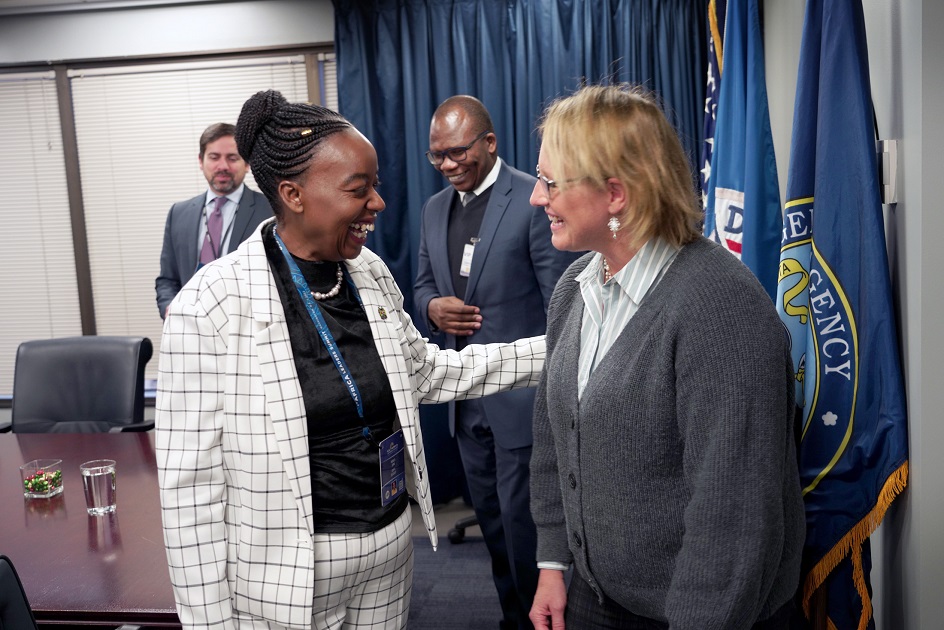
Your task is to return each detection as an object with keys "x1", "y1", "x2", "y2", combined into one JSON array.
[{"x1": 526, "y1": 84, "x2": 805, "y2": 630}]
